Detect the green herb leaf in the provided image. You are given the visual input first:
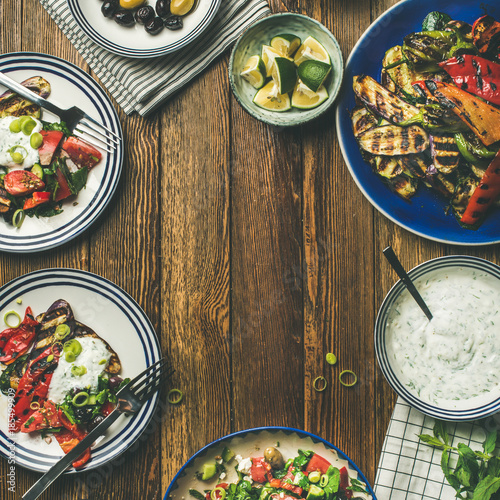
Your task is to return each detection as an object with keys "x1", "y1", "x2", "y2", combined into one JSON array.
[
  {"x1": 419, "y1": 433, "x2": 447, "y2": 449},
  {"x1": 472, "y1": 476, "x2": 500, "y2": 500},
  {"x1": 484, "y1": 431, "x2": 497, "y2": 456},
  {"x1": 433, "y1": 421, "x2": 449, "y2": 446},
  {"x1": 441, "y1": 449, "x2": 462, "y2": 492},
  {"x1": 189, "y1": 489, "x2": 206, "y2": 500}
]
